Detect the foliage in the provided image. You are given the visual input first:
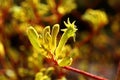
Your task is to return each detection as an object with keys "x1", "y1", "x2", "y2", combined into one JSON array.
[
  {"x1": 82, "y1": 9, "x2": 108, "y2": 31},
  {"x1": 35, "y1": 67, "x2": 54, "y2": 80},
  {"x1": 27, "y1": 18, "x2": 77, "y2": 67},
  {"x1": 0, "y1": 0, "x2": 119, "y2": 80}
]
